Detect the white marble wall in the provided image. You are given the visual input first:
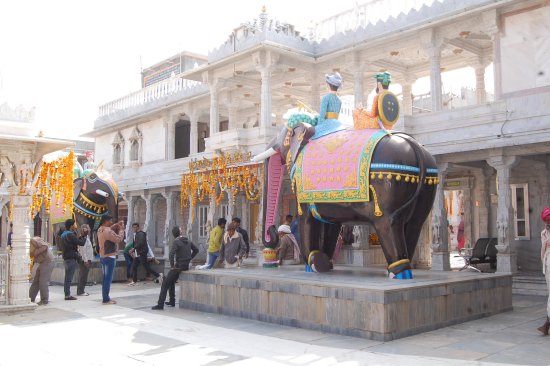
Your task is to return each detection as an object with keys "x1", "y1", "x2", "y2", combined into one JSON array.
[{"x1": 501, "y1": 4, "x2": 550, "y2": 94}]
